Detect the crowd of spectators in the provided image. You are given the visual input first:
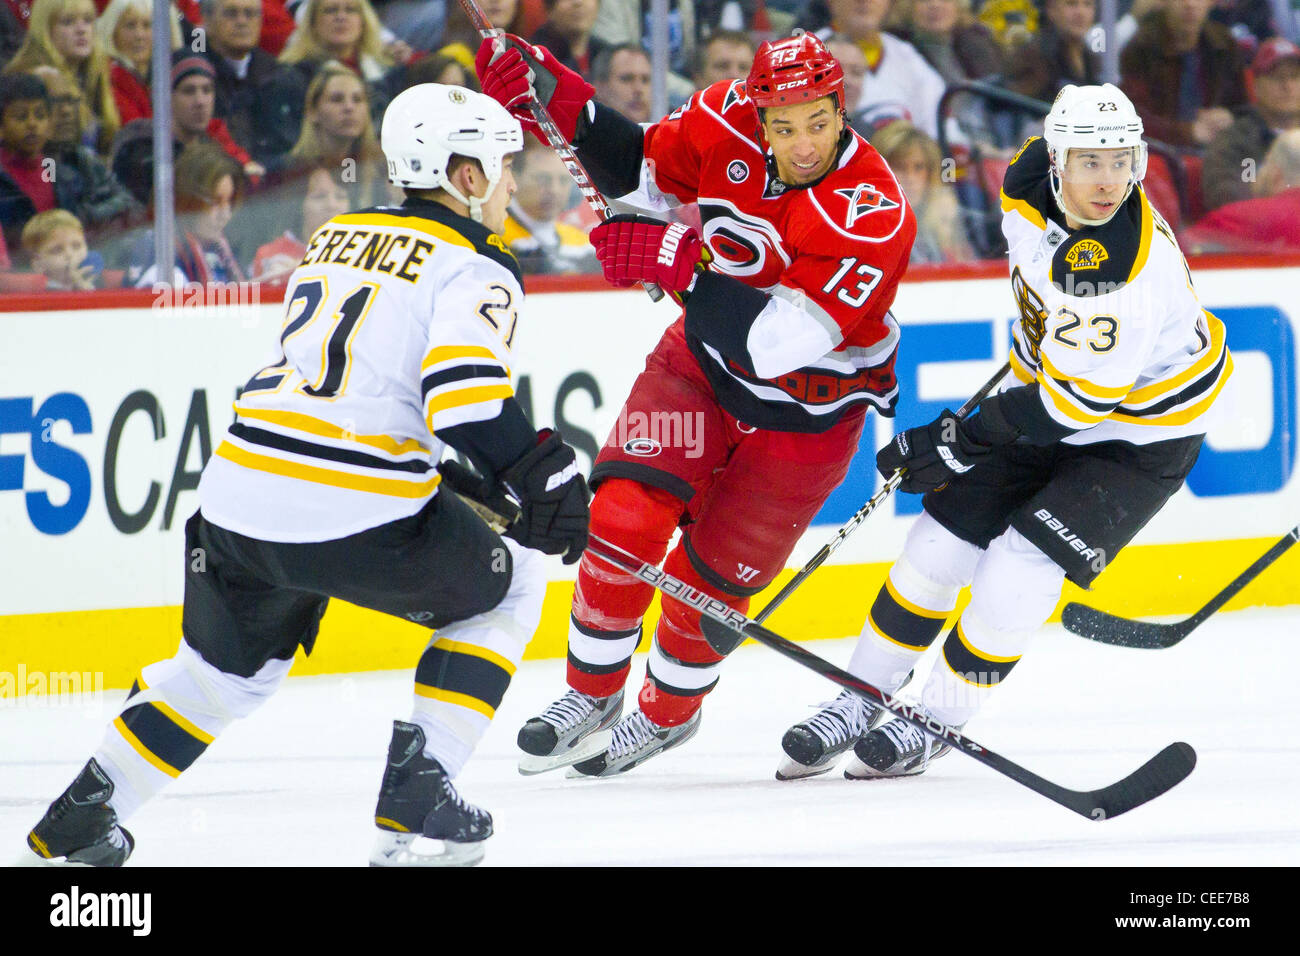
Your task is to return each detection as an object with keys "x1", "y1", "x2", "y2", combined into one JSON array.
[{"x1": 2, "y1": 0, "x2": 1299, "y2": 292}]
